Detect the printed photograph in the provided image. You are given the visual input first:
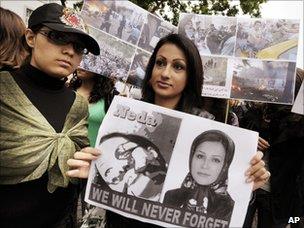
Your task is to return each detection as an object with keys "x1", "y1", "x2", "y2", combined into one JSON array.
[
  {"x1": 178, "y1": 14, "x2": 237, "y2": 56},
  {"x1": 126, "y1": 48, "x2": 151, "y2": 88},
  {"x1": 164, "y1": 130, "x2": 235, "y2": 224},
  {"x1": 80, "y1": 26, "x2": 136, "y2": 81},
  {"x1": 229, "y1": 59, "x2": 296, "y2": 104},
  {"x1": 81, "y1": 0, "x2": 146, "y2": 45},
  {"x1": 92, "y1": 110, "x2": 182, "y2": 202},
  {"x1": 202, "y1": 56, "x2": 228, "y2": 86},
  {"x1": 235, "y1": 18, "x2": 300, "y2": 60},
  {"x1": 138, "y1": 13, "x2": 177, "y2": 53}
]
